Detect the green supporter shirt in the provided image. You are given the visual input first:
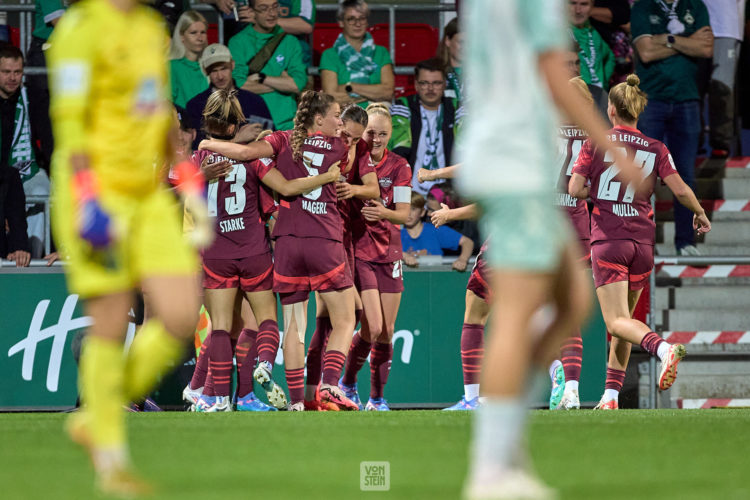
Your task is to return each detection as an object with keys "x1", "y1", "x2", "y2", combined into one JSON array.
[
  {"x1": 571, "y1": 23, "x2": 615, "y2": 90},
  {"x1": 32, "y1": 0, "x2": 66, "y2": 41},
  {"x1": 279, "y1": 0, "x2": 316, "y2": 66},
  {"x1": 631, "y1": 0, "x2": 709, "y2": 102},
  {"x1": 229, "y1": 25, "x2": 307, "y2": 131},
  {"x1": 319, "y1": 44, "x2": 392, "y2": 108},
  {"x1": 170, "y1": 58, "x2": 208, "y2": 109}
]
